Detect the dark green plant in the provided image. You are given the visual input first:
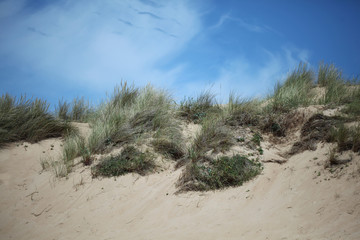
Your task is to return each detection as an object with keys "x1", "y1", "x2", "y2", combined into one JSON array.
[
  {"x1": 92, "y1": 146, "x2": 155, "y2": 177},
  {"x1": 178, "y1": 154, "x2": 262, "y2": 191}
]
